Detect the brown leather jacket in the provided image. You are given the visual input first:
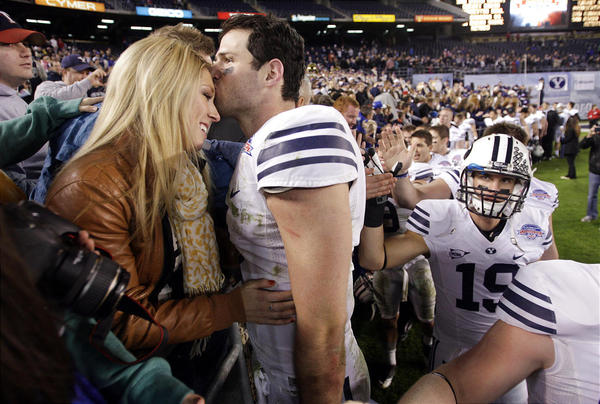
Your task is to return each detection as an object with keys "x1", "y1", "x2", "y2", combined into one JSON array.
[{"x1": 46, "y1": 144, "x2": 244, "y2": 350}]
